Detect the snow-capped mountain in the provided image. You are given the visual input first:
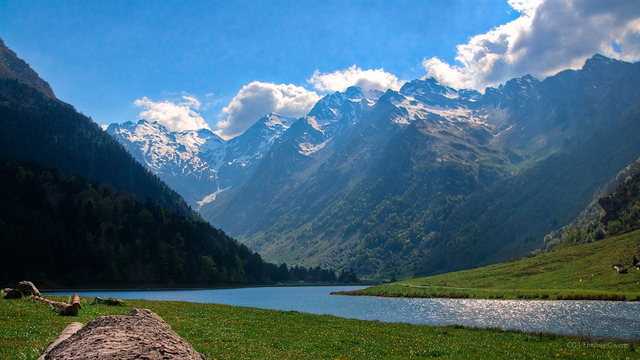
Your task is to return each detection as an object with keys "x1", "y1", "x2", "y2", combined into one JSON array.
[
  {"x1": 201, "y1": 54, "x2": 640, "y2": 276},
  {"x1": 106, "y1": 113, "x2": 297, "y2": 208},
  {"x1": 105, "y1": 120, "x2": 225, "y2": 207},
  {"x1": 106, "y1": 54, "x2": 640, "y2": 278},
  {"x1": 105, "y1": 87, "x2": 381, "y2": 208},
  {"x1": 281, "y1": 86, "x2": 381, "y2": 155}
]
